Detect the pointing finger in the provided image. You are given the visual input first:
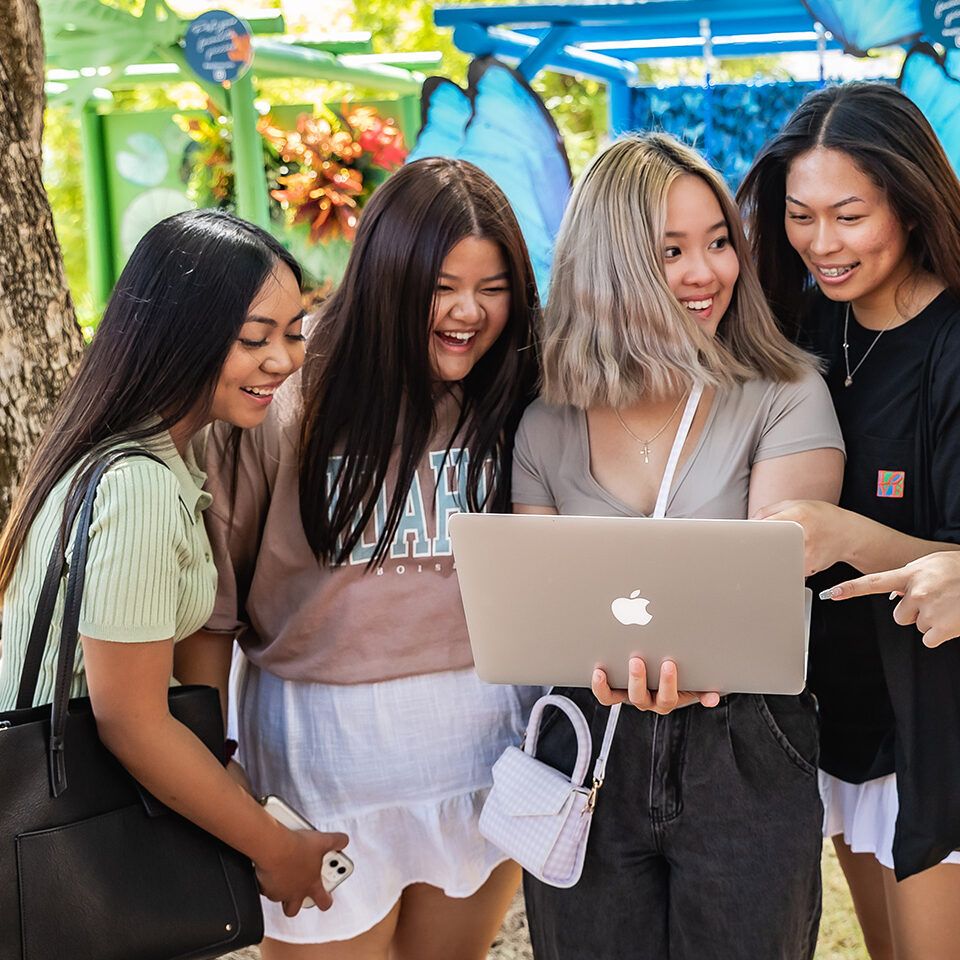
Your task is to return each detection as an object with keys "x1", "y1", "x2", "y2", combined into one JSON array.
[{"x1": 819, "y1": 569, "x2": 910, "y2": 601}]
